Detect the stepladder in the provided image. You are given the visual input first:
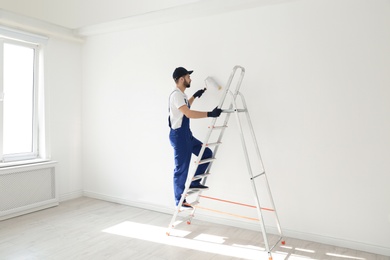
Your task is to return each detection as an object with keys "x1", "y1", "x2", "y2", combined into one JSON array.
[{"x1": 167, "y1": 65, "x2": 284, "y2": 259}]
